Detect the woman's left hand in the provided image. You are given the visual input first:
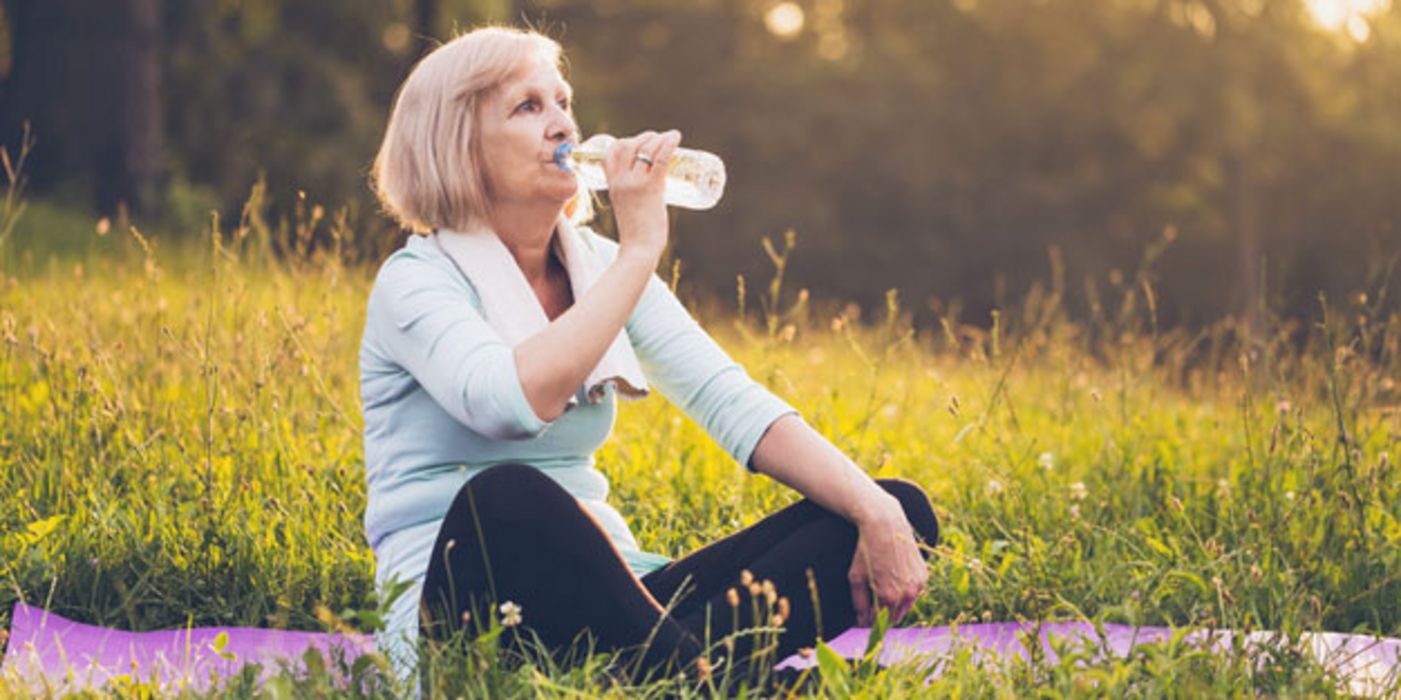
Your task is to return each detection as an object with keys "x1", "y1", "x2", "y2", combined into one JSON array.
[{"x1": 847, "y1": 496, "x2": 928, "y2": 626}]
